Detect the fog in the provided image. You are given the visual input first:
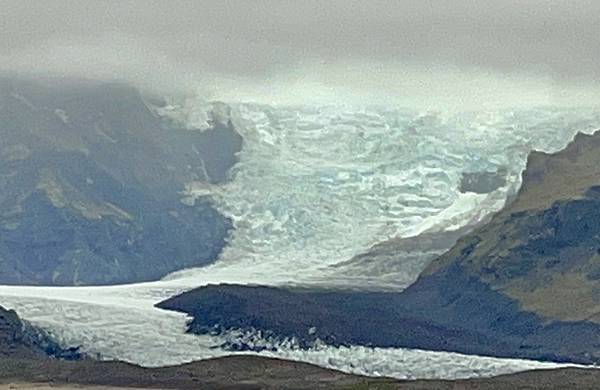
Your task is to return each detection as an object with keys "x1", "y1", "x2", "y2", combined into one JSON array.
[{"x1": 2, "y1": 0, "x2": 599, "y2": 108}]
